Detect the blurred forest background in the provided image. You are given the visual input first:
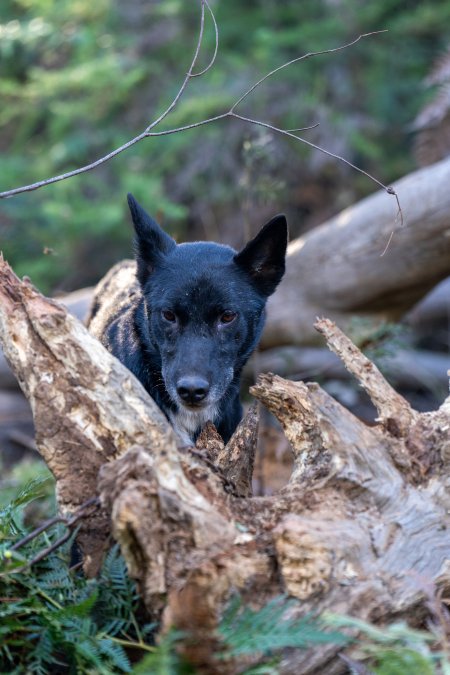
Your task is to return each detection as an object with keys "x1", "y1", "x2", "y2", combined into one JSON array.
[
  {"x1": 2, "y1": 5, "x2": 450, "y2": 671},
  {"x1": 2, "y1": 0, "x2": 450, "y2": 294}
]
